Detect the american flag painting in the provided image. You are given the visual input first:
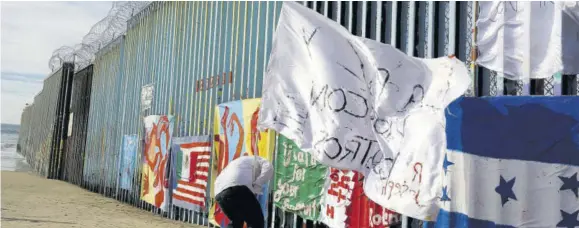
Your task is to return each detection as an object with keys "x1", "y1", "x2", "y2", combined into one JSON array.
[
  {"x1": 170, "y1": 135, "x2": 212, "y2": 211},
  {"x1": 425, "y1": 97, "x2": 579, "y2": 227}
]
